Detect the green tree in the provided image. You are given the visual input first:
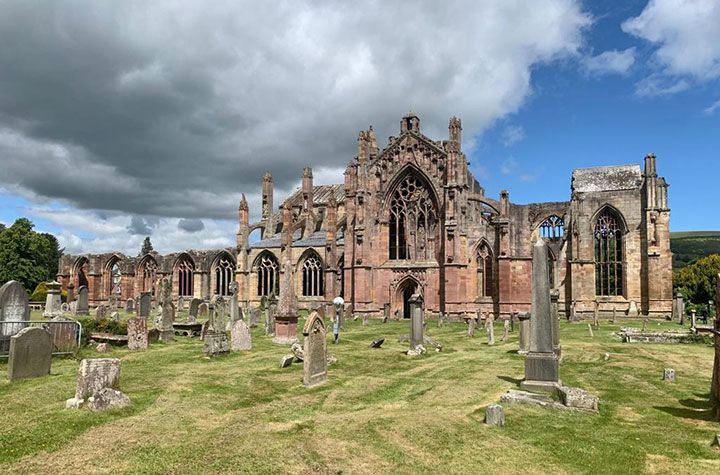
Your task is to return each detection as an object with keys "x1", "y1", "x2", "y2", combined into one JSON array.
[
  {"x1": 0, "y1": 218, "x2": 63, "y2": 291},
  {"x1": 672, "y1": 254, "x2": 720, "y2": 305},
  {"x1": 140, "y1": 236, "x2": 154, "y2": 256}
]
